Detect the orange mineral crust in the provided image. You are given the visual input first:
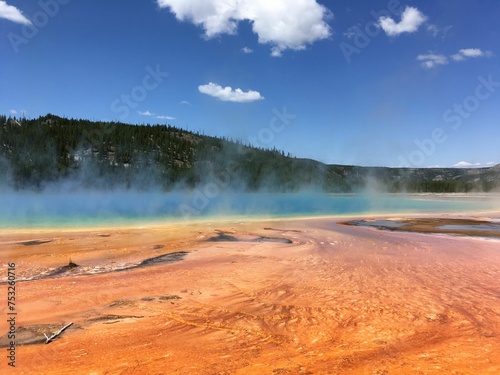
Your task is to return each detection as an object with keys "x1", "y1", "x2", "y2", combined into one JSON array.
[{"x1": 1, "y1": 216, "x2": 499, "y2": 374}]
